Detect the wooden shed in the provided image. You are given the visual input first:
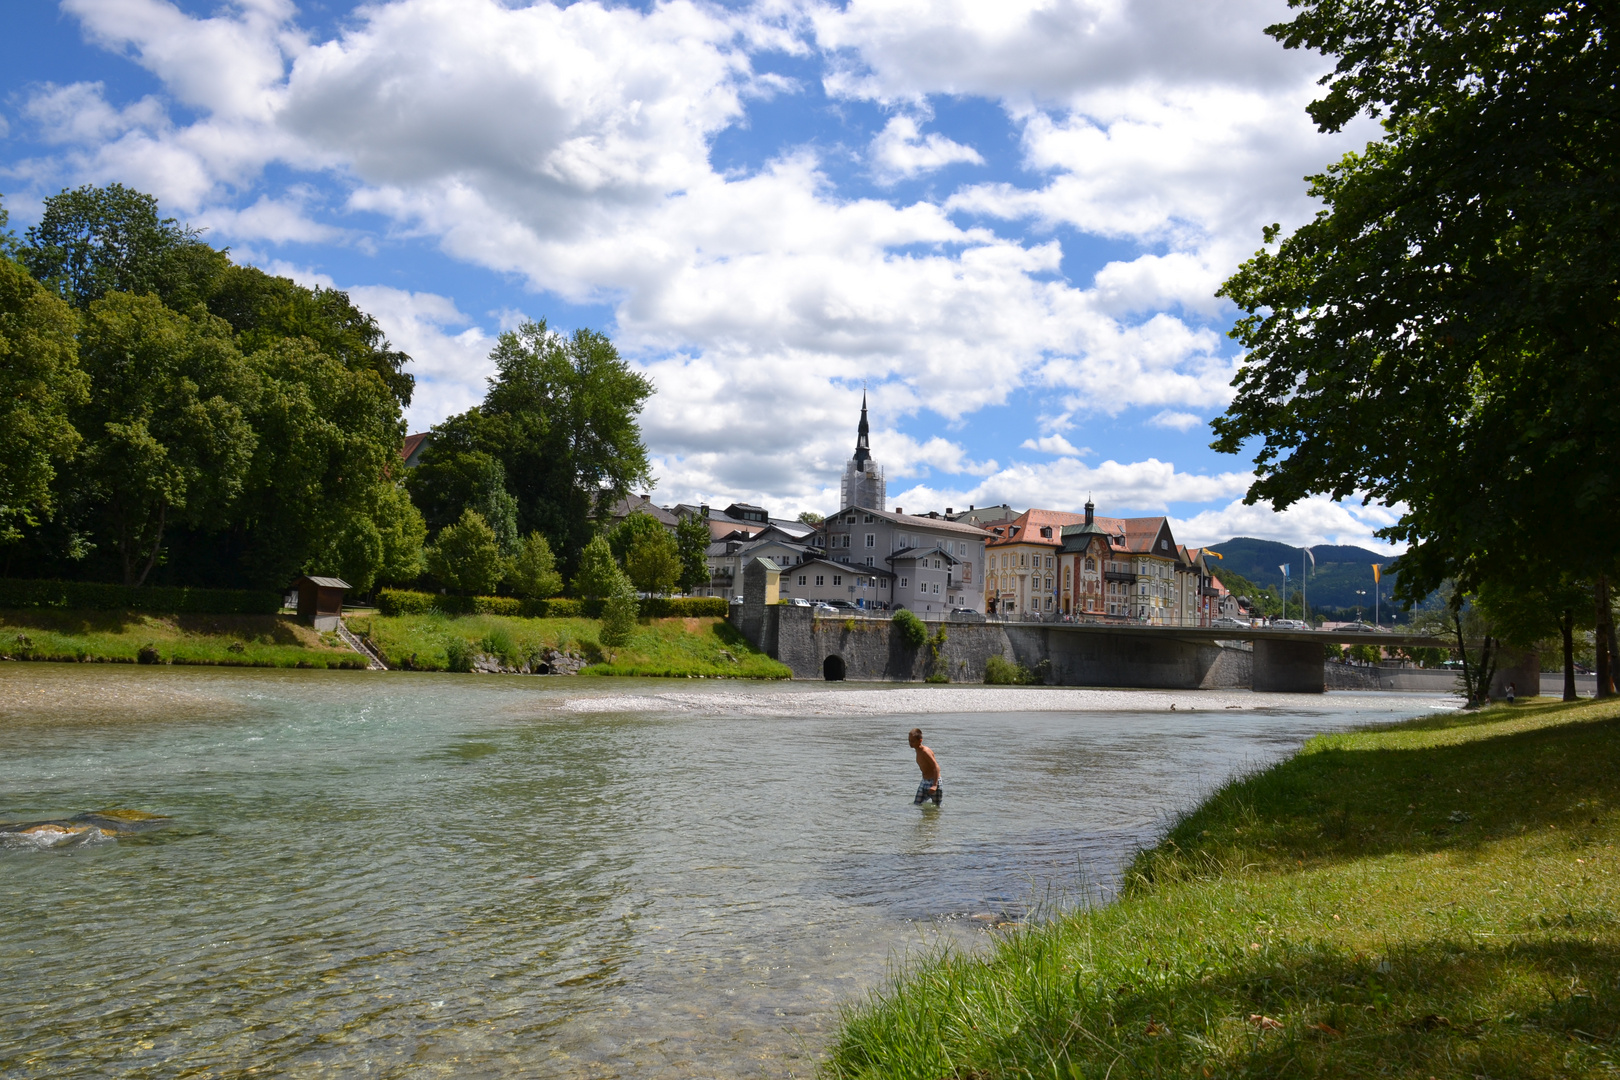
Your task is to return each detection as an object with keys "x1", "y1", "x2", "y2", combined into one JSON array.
[{"x1": 289, "y1": 576, "x2": 350, "y2": 630}]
